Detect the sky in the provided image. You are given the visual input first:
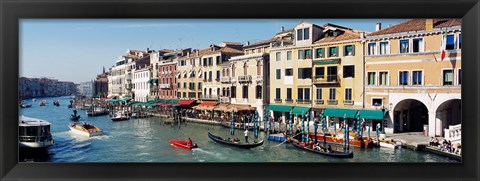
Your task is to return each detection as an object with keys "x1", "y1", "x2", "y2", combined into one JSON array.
[{"x1": 20, "y1": 19, "x2": 406, "y2": 83}]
